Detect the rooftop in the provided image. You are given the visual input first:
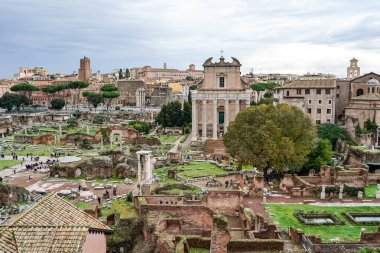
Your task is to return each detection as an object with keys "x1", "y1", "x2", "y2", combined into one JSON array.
[{"x1": 279, "y1": 79, "x2": 336, "y2": 89}]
